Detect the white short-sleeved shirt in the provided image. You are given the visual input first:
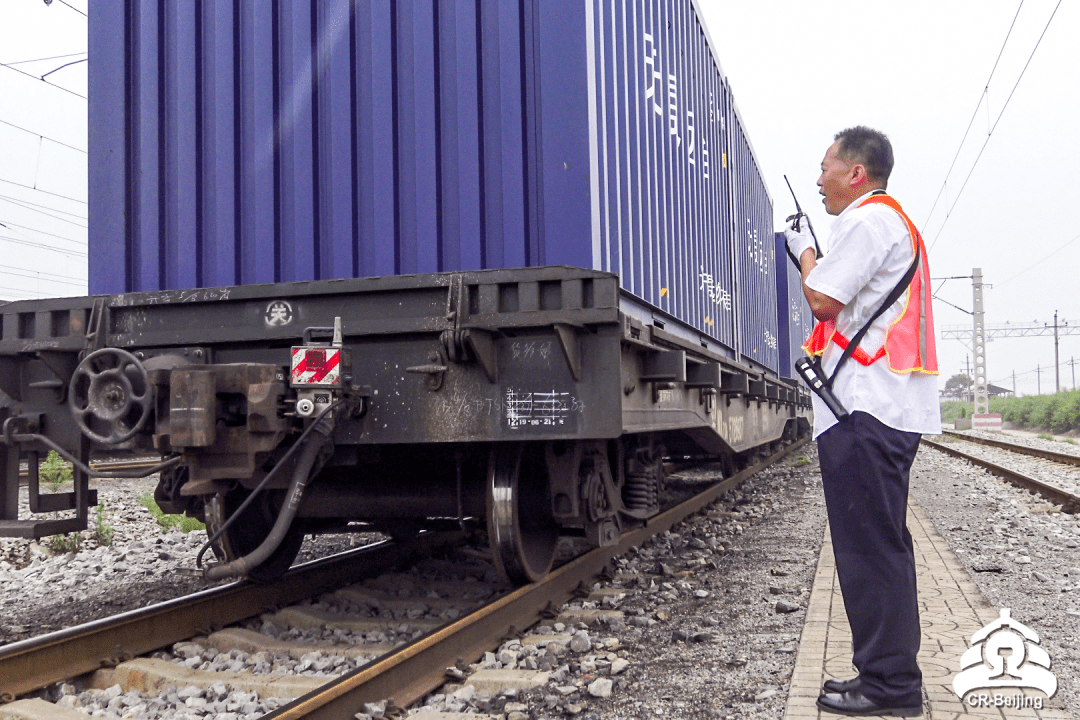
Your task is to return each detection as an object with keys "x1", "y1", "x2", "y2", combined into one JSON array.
[{"x1": 805, "y1": 191, "x2": 942, "y2": 439}]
